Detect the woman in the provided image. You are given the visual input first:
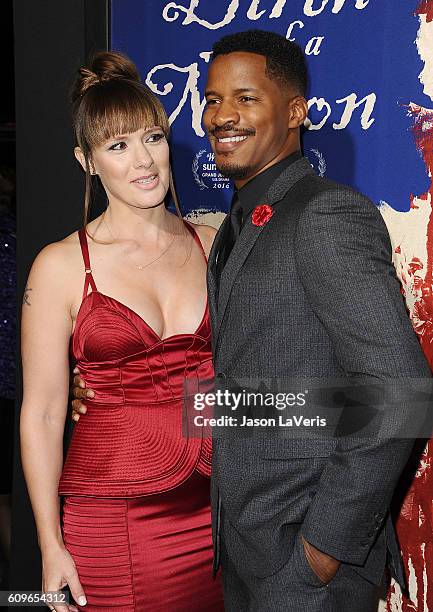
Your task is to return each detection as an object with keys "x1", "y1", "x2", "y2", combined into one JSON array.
[{"x1": 20, "y1": 52, "x2": 223, "y2": 611}]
